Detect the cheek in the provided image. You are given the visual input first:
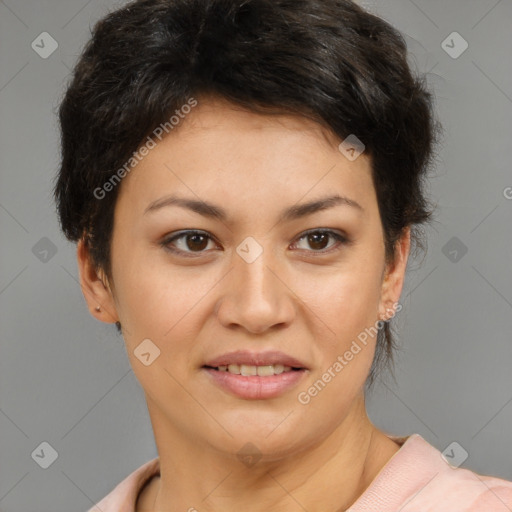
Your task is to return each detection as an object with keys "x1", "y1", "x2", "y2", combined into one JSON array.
[
  {"x1": 293, "y1": 270, "x2": 382, "y2": 415},
  {"x1": 114, "y1": 263, "x2": 208, "y2": 394},
  {"x1": 297, "y1": 260, "x2": 383, "y2": 337},
  {"x1": 292, "y1": 258, "x2": 384, "y2": 395},
  {"x1": 115, "y1": 258, "x2": 218, "y2": 348}
]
